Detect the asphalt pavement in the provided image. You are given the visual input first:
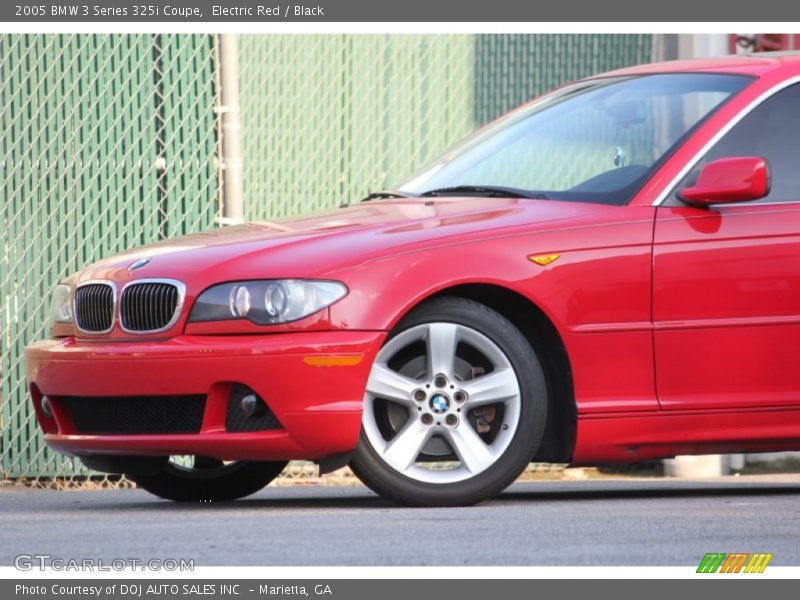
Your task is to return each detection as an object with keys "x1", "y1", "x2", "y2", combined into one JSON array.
[{"x1": 1, "y1": 474, "x2": 798, "y2": 566}]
